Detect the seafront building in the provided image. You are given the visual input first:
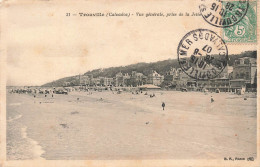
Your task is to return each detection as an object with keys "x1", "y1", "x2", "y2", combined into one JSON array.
[
  {"x1": 115, "y1": 72, "x2": 124, "y2": 86},
  {"x1": 147, "y1": 70, "x2": 164, "y2": 86},
  {"x1": 103, "y1": 77, "x2": 114, "y2": 86},
  {"x1": 162, "y1": 57, "x2": 257, "y2": 92},
  {"x1": 62, "y1": 57, "x2": 257, "y2": 92},
  {"x1": 230, "y1": 57, "x2": 257, "y2": 92}
]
